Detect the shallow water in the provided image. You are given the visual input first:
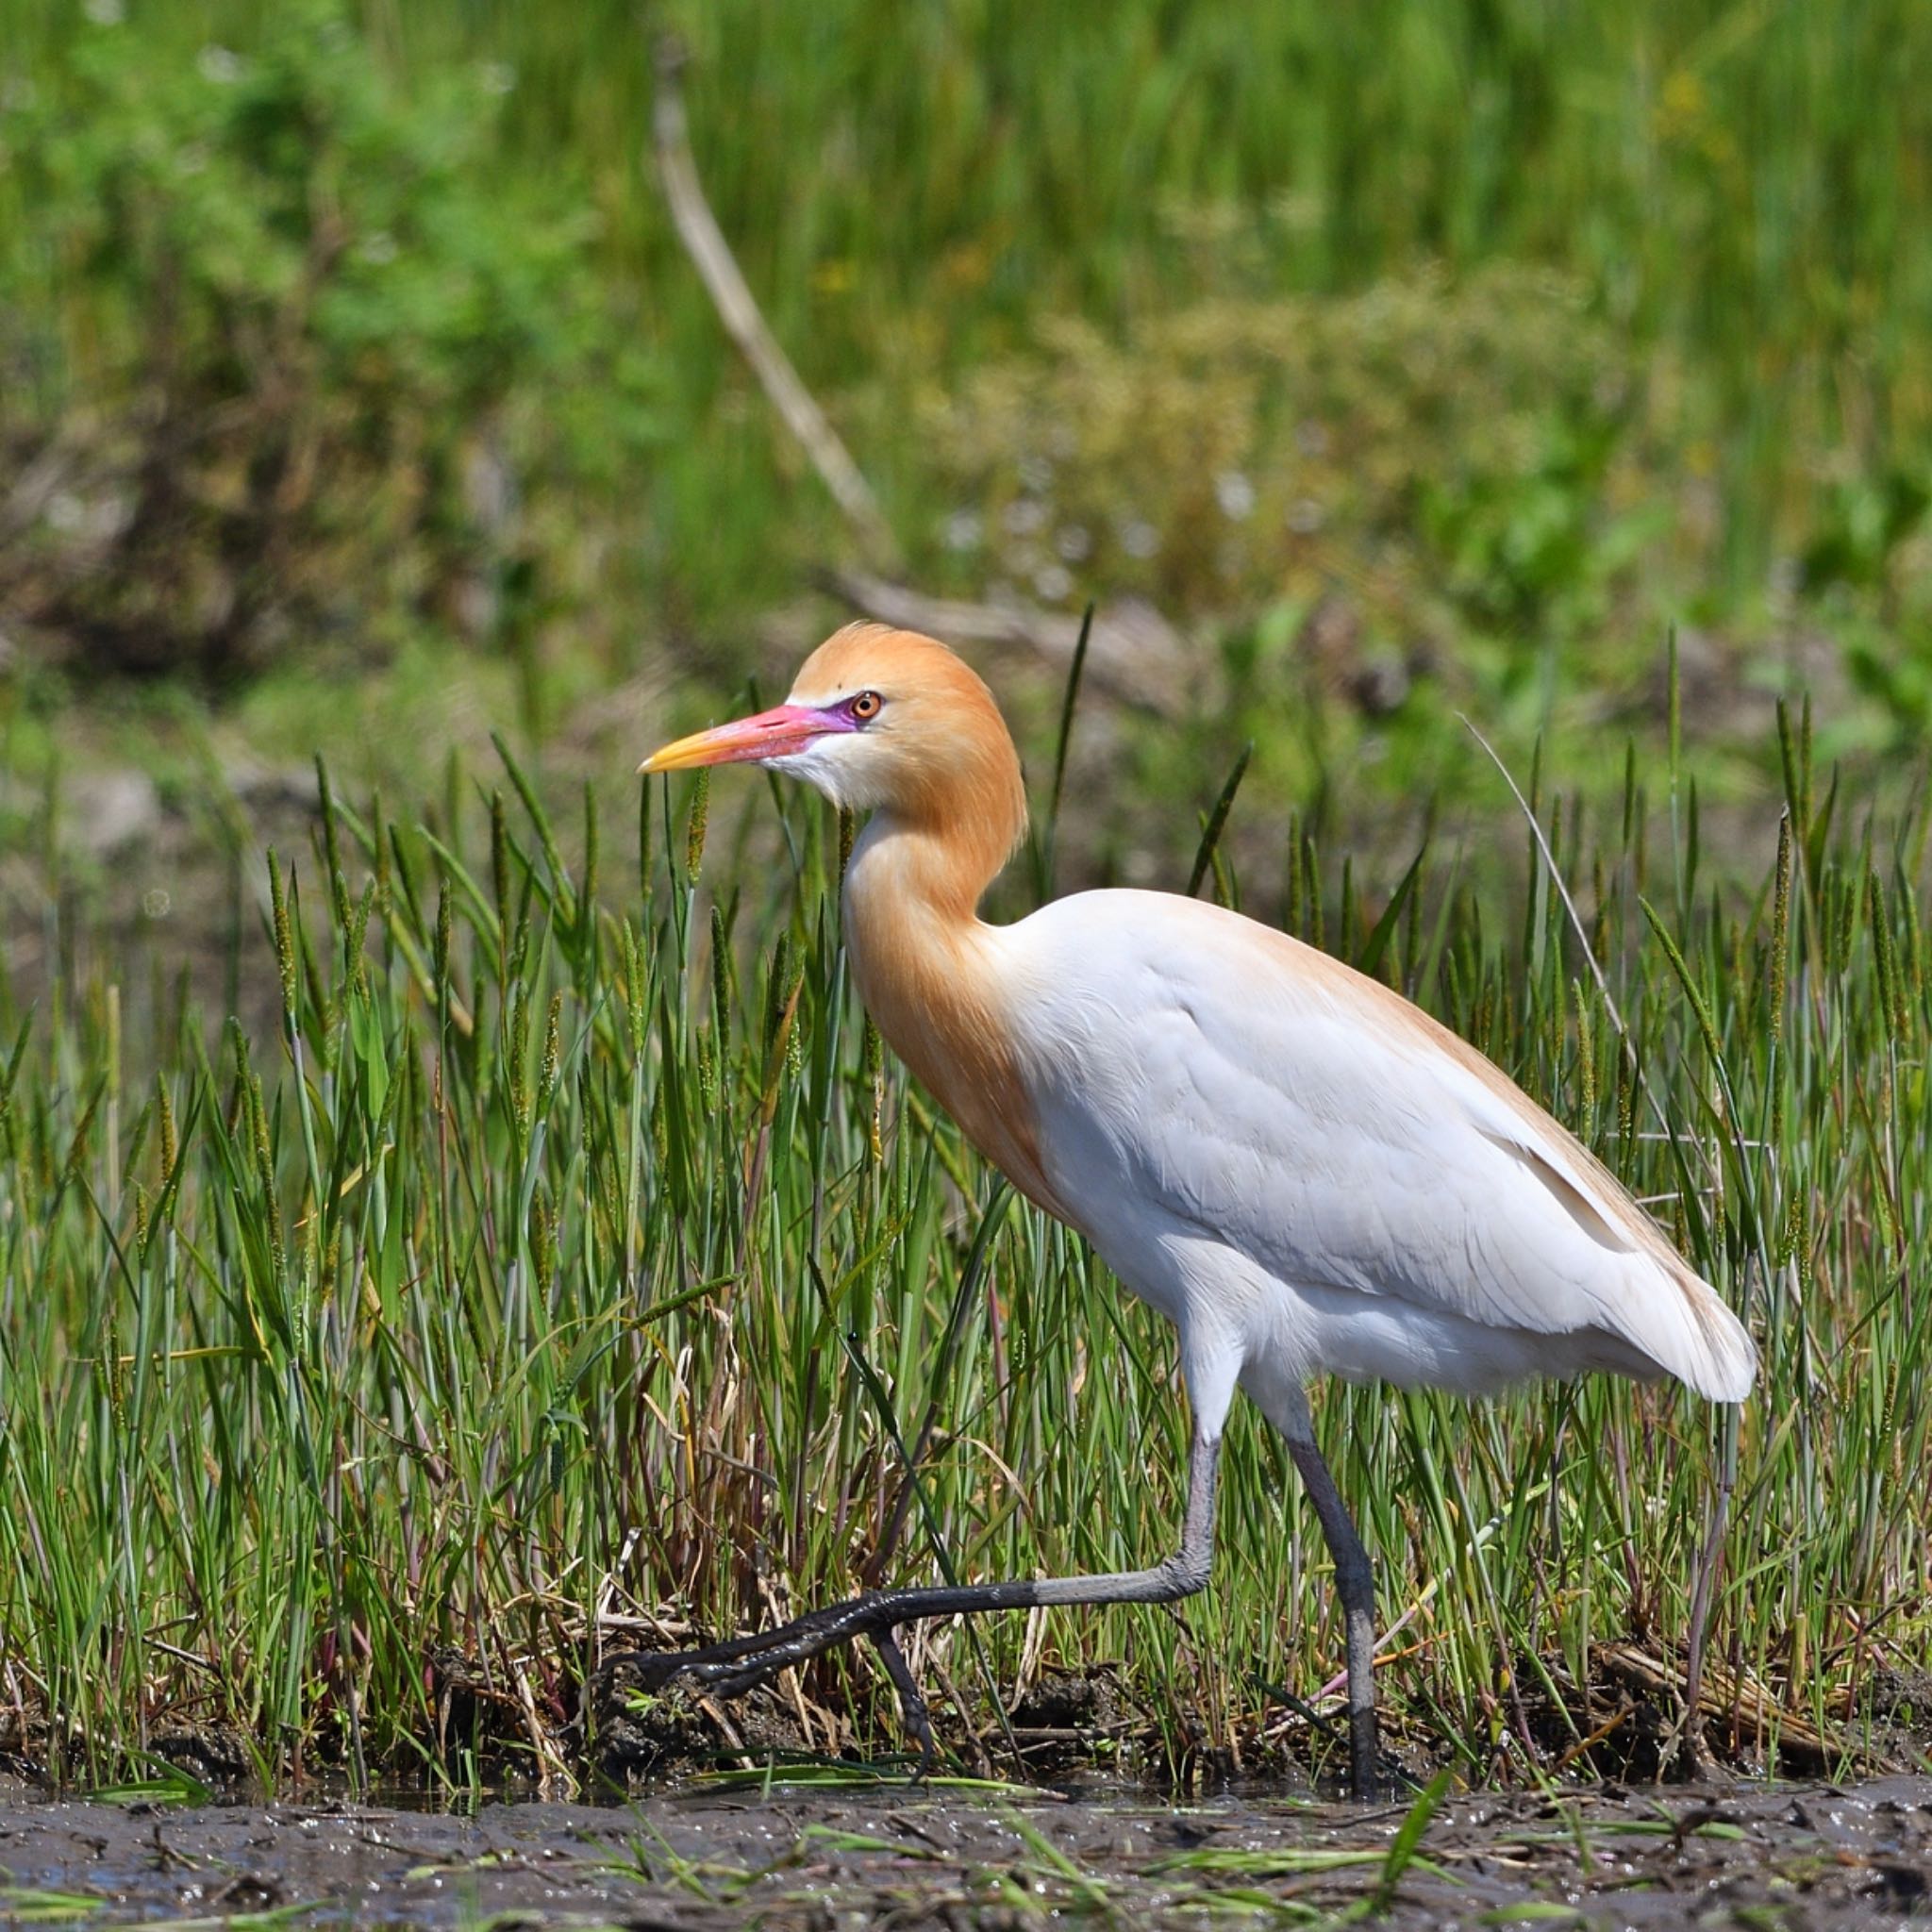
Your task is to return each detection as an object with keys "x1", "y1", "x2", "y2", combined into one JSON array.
[{"x1": 3, "y1": 1775, "x2": 1928, "y2": 1927}]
